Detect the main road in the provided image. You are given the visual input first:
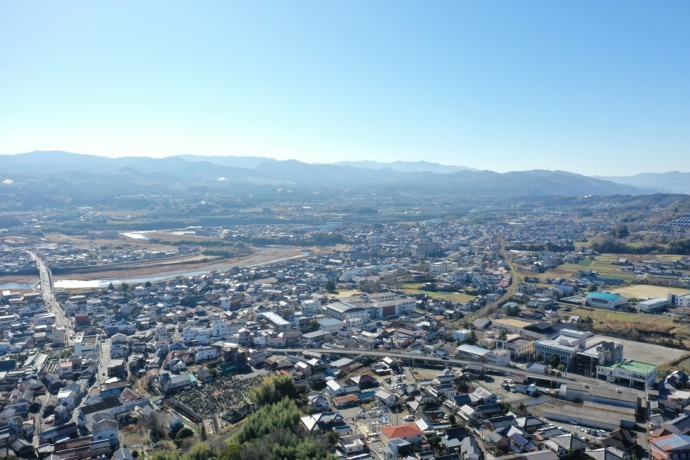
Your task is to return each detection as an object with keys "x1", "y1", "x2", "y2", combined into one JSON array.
[{"x1": 29, "y1": 251, "x2": 74, "y2": 343}]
